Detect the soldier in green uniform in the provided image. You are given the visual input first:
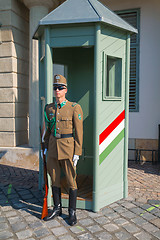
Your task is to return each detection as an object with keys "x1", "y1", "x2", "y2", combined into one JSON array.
[{"x1": 43, "y1": 74, "x2": 83, "y2": 226}]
